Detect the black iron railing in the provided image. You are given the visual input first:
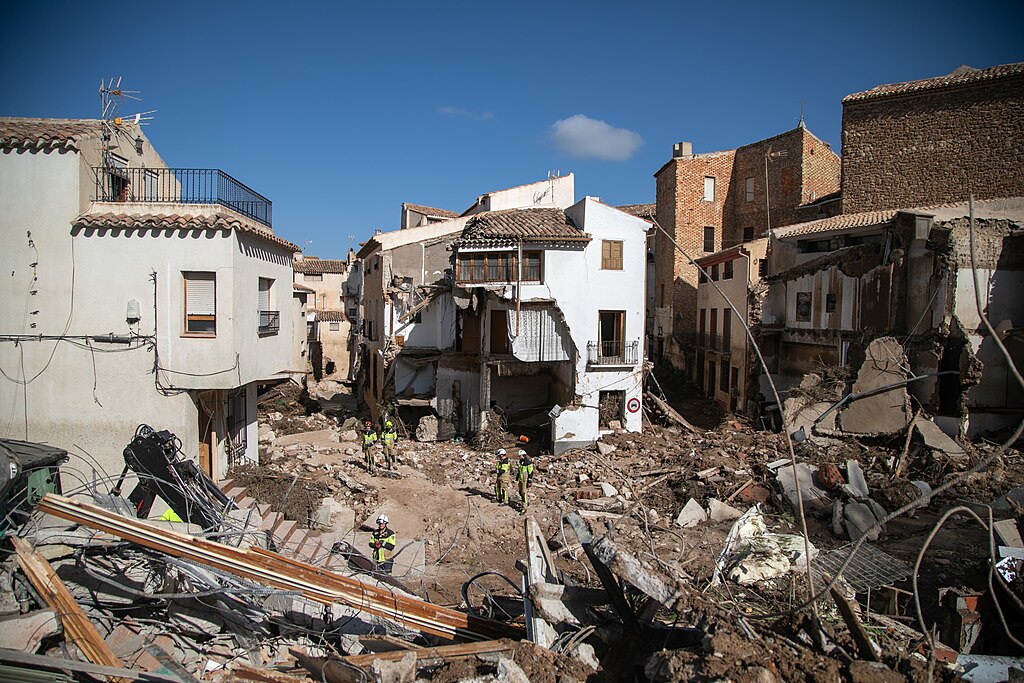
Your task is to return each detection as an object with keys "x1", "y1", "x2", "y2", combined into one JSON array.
[
  {"x1": 701, "y1": 334, "x2": 731, "y2": 352},
  {"x1": 93, "y1": 167, "x2": 272, "y2": 227},
  {"x1": 587, "y1": 340, "x2": 638, "y2": 366},
  {"x1": 258, "y1": 310, "x2": 280, "y2": 336}
]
